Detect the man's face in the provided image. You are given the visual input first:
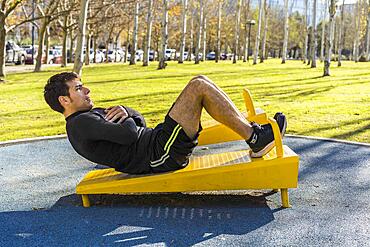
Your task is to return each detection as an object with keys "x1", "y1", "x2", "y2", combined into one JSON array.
[{"x1": 65, "y1": 78, "x2": 93, "y2": 112}]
